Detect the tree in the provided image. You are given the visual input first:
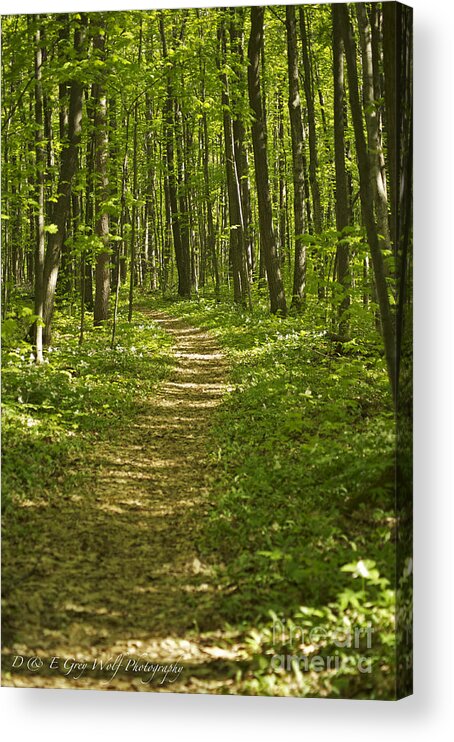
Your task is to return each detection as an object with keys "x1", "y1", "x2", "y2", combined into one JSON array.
[
  {"x1": 159, "y1": 13, "x2": 191, "y2": 299},
  {"x1": 299, "y1": 6, "x2": 322, "y2": 235},
  {"x1": 128, "y1": 19, "x2": 143, "y2": 323},
  {"x1": 217, "y1": 12, "x2": 248, "y2": 307},
  {"x1": 285, "y1": 5, "x2": 307, "y2": 311},
  {"x1": 42, "y1": 15, "x2": 85, "y2": 345},
  {"x1": 331, "y1": 4, "x2": 351, "y2": 341},
  {"x1": 247, "y1": 6, "x2": 286, "y2": 315},
  {"x1": 93, "y1": 17, "x2": 110, "y2": 326},
  {"x1": 338, "y1": 3, "x2": 396, "y2": 396},
  {"x1": 33, "y1": 20, "x2": 45, "y2": 363},
  {"x1": 0, "y1": 5, "x2": 411, "y2": 401},
  {"x1": 356, "y1": 4, "x2": 391, "y2": 255}
]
